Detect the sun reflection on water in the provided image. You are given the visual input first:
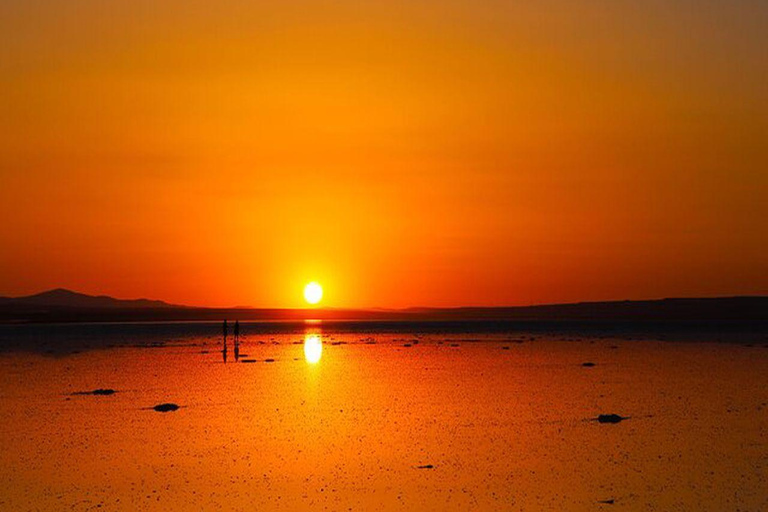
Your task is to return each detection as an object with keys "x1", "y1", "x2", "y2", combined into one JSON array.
[{"x1": 304, "y1": 333, "x2": 322, "y2": 364}]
